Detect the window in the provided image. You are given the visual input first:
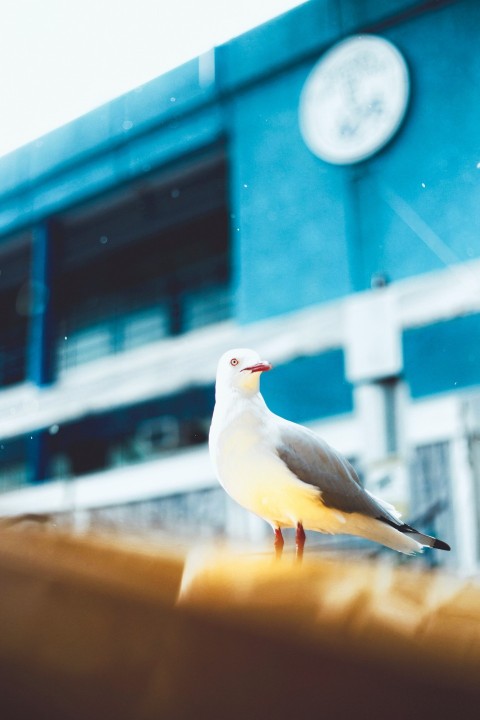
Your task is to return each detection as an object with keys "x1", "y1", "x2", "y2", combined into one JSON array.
[
  {"x1": 0, "y1": 236, "x2": 31, "y2": 386},
  {"x1": 55, "y1": 152, "x2": 230, "y2": 374}
]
